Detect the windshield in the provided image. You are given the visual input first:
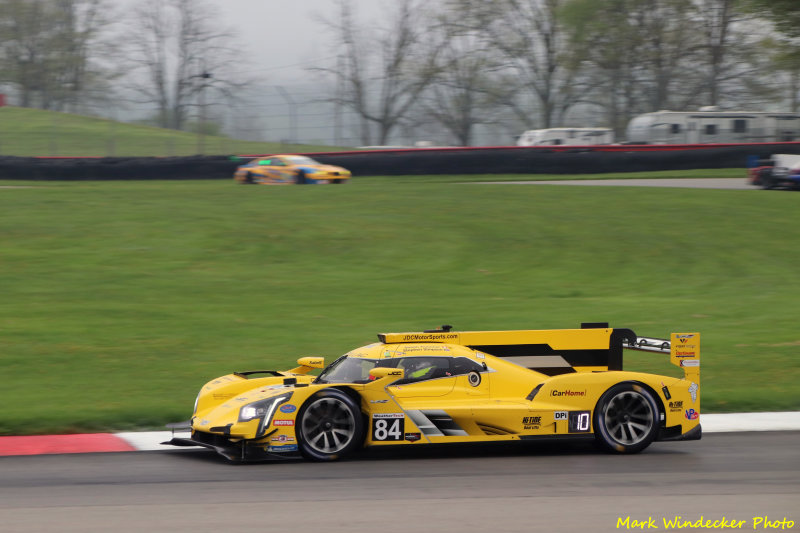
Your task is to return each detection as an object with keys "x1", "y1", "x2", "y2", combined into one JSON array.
[
  {"x1": 283, "y1": 156, "x2": 318, "y2": 165},
  {"x1": 316, "y1": 357, "x2": 378, "y2": 384}
]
